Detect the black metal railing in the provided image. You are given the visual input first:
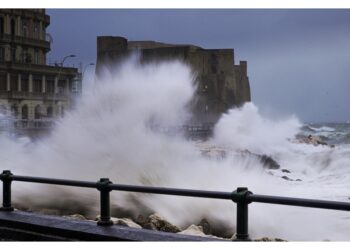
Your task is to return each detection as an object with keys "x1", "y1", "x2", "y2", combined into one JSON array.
[{"x1": 1, "y1": 170, "x2": 350, "y2": 241}]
